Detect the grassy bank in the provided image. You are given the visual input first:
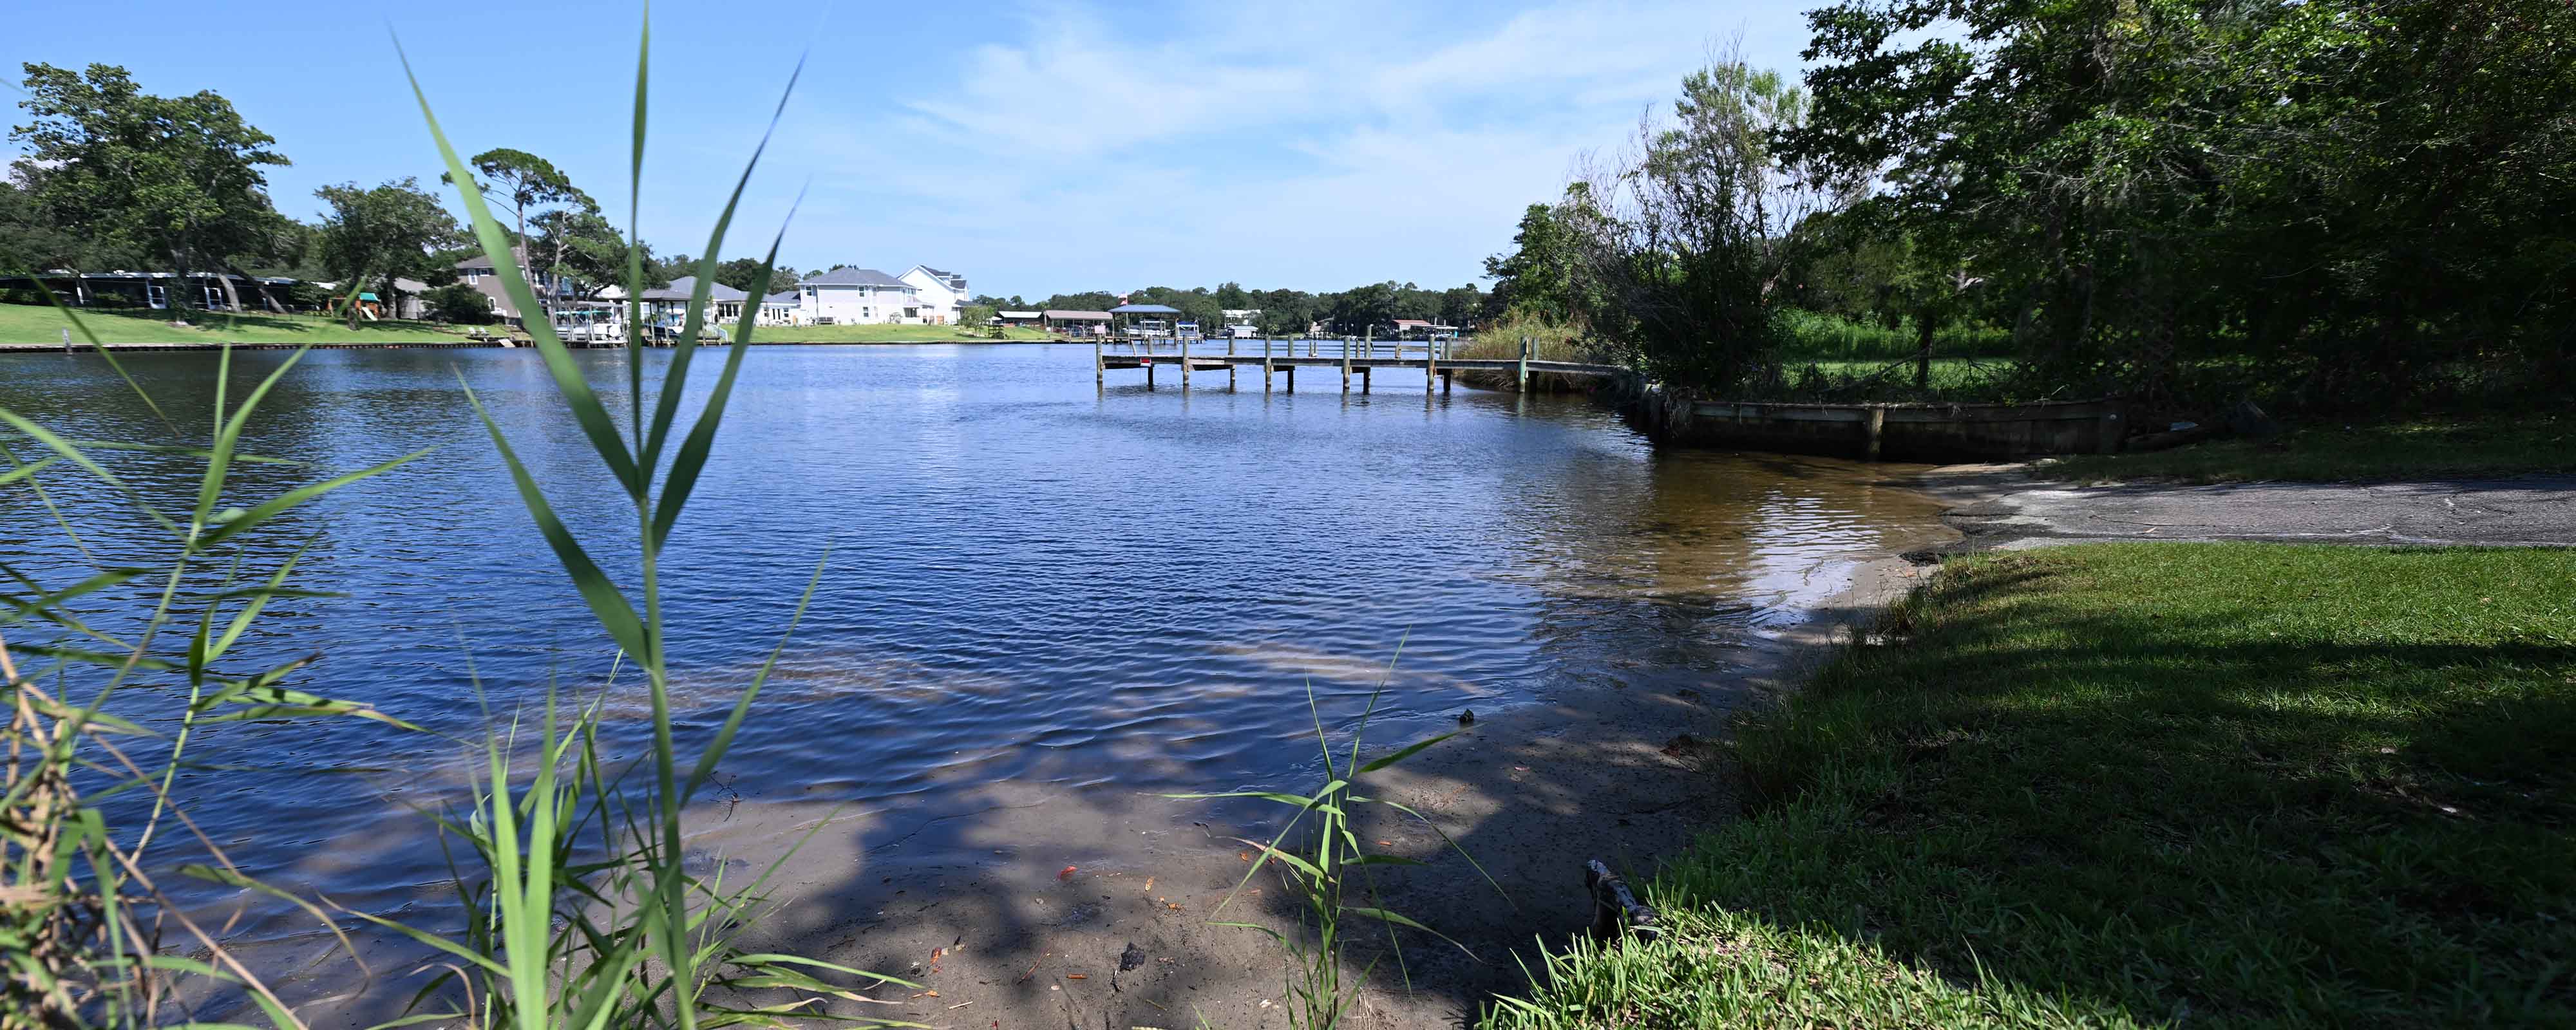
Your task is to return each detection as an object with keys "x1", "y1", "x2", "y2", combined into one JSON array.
[
  {"x1": 1775, "y1": 308, "x2": 2012, "y2": 363},
  {"x1": 0, "y1": 302, "x2": 469, "y2": 343},
  {"x1": 2045, "y1": 416, "x2": 2576, "y2": 483},
  {"x1": 1490, "y1": 543, "x2": 2576, "y2": 1028},
  {"x1": 764, "y1": 323, "x2": 1051, "y2": 343}
]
